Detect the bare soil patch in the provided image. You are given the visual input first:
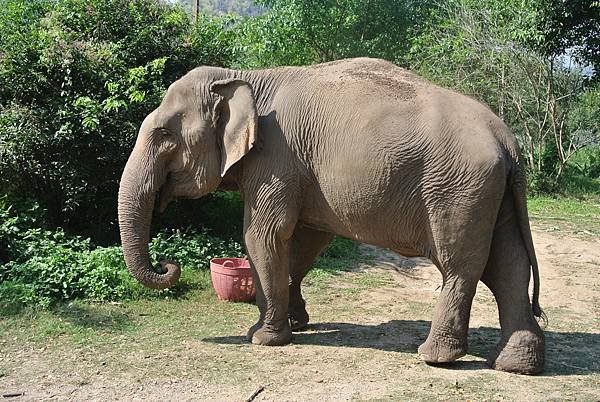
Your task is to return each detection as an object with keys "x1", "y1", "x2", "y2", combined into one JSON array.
[{"x1": 1, "y1": 230, "x2": 599, "y2": 401}]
